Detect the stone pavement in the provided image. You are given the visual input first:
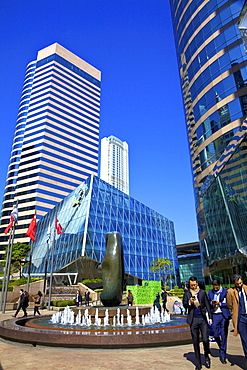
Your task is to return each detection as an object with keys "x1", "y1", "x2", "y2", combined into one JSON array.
[{"x1": 0, "y1": 308, "x2": 246, "y2": 370}]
